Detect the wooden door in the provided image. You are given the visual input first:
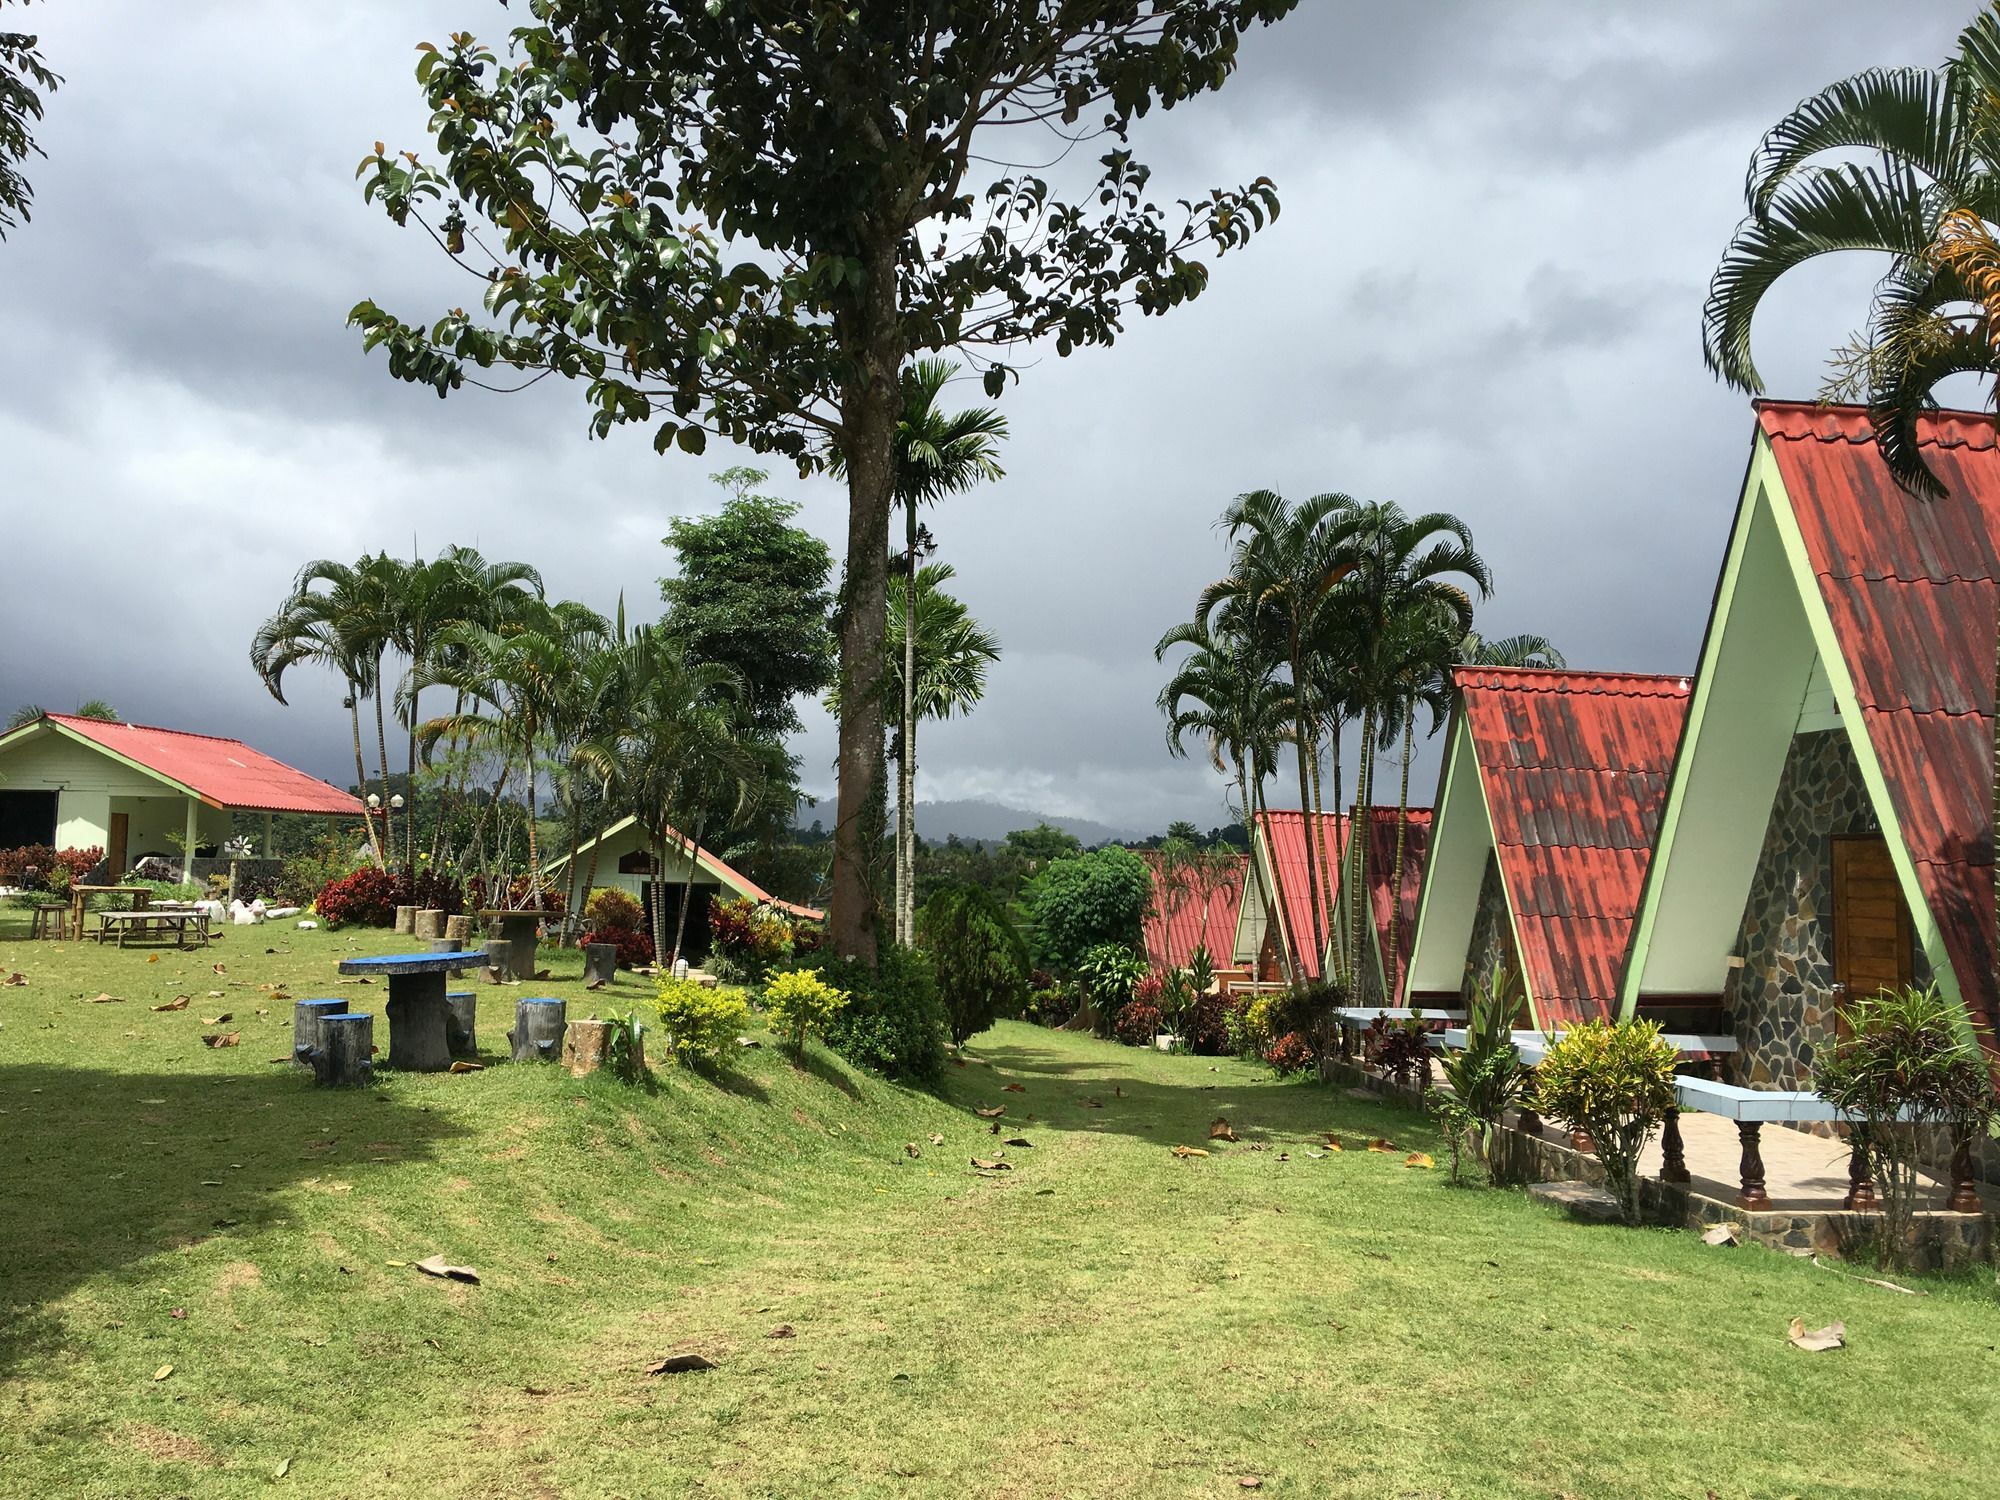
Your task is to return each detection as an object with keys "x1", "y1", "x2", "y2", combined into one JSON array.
[
  {"x1": 1832, "y1": 836, "x2": 1912, "y2": 1012},
  {"x1": 107, "y1": 813, "x2": 129, "y2": 880}
]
